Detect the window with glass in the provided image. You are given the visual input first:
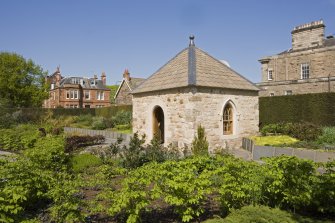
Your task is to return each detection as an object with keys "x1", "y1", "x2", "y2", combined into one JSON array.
[
  {"x1": 301, "y1": 63, "x2": 310, "y2": 79},
  {"x1": 223, "y1": 104, "x2": 233, "y2": 135},
  {"x1": 267, "y1": 69, "x2": 273, "y2": 80},
  {"x1": 285, "y1": 90, "x2": 293, "y2": 95},
  {"x1": 66, "y1": 90, "x2": 79, "y2": 99},
  {"x1": 97, "y1": 91, "x2": 104, "y2": 100},
  {"x1": 84, "y1": 91, "x2": 90, "y2": 100}
]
